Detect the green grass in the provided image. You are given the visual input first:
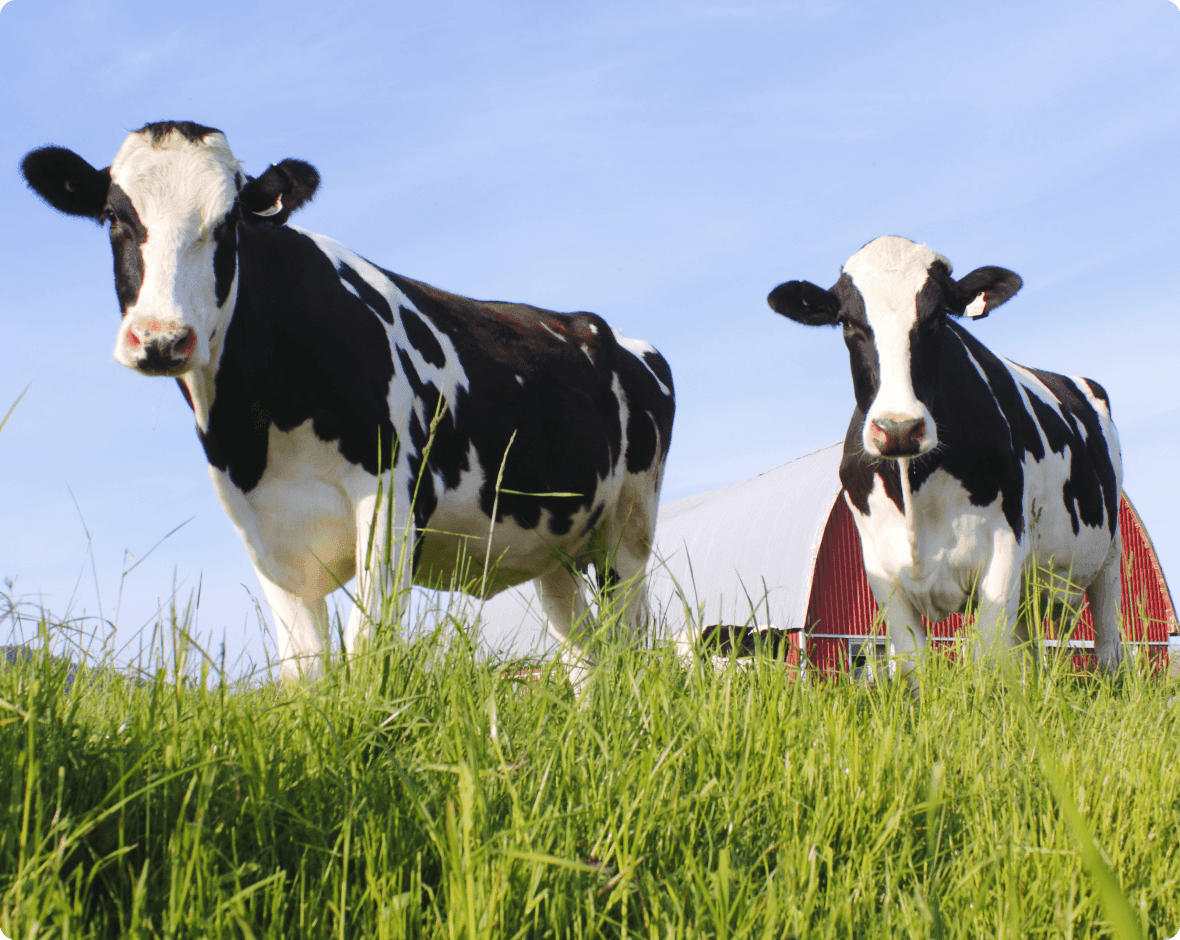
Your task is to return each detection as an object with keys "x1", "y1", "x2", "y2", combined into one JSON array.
[{"x1": 1, "y1": 601, "x2": 1179, "y2": 940}]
